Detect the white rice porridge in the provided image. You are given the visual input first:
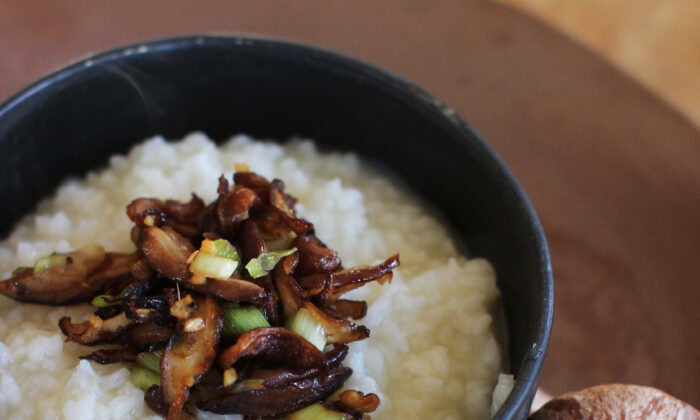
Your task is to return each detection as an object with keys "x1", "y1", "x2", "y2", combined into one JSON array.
[{"x1": 0, "y1": 133, "x2": 505, "y2": 420}]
